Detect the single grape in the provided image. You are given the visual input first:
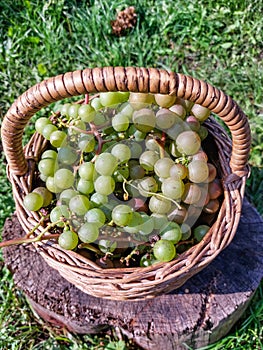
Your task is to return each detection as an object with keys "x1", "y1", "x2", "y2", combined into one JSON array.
[
  {"x1": 161, "y1": 177, "x2": 185, "y2": 200},
  {"x1": 176, "y1": 130, "x2": 201, "y2": 155},
  {"x1": 194, "y1": 225, "x2": 210, "y2": 242},
  {"x1": 169, "y1": 163, "x2": 188, "y2": 179},
  {"x1": 124, "y1": 212, "x2": 143, "y2": 234},
  {"x1": 138, "y1": 177, "x2": 158, "y2": 197},
  {"x1": 85, "y1": 208, "x2": 106, "y2": 227},
  {"x1": 42, "y1": 124, "x2": 58, "y2": 140},
  {"x1": 119, "y1": 102, "x2": 133, "y2": 119},
  {"x1": 134, "y1": 130, "x2": 146, "y2": 141},
  {"x1": 154, "y1": 94, "x2": 177, "y2": 108},
  {"x1": 58, "y1": 146, "x2": 78, "y2": 166},
  {"x1": 78, "y1": 162, "x2": 94, "y2": 181},
  {"x1": 90, "y1": 97, "x2": 103, "y2": 111},
  {"x1": 68, "y1": 104, "x2": 80, "y2": 119},
  {"x1": 203, "y1": 199, "x2": 220, "y2": 214},
  {"x1": 188, "y1": 160, "x2": 209, "y2": 183},
  {"x1": 132, "y1": 108, "x2": 156, "y2": 133},
  {"x1": 129, "y1": 141, "x2": 143, "y2": 158},
  {"x1": 207, "y1": 163, "x2": 217, "y2": 182},
  {"x1": 78, "y1": 222, "x2": 99, "y2": 243},
  {"x1": 41, "y1": 149, "x2": 58, "y2": 160},
  {"x1": 139, "y1": 150, "x2": 159, "y2": 171},
  {"x1": 149, "y1": 195, "x2": 171, "y2": 214},
  {"x1": 69, "y1": 194, "x2": 90, "y2": 216},
  {"x1": 182, "y1": 183, "x2": 202, "y2": 204},
  {"x1": 93, "y1": 111, "x2": 107, "y2": 127},
  {"x1": 77, "y1": 178, "x2": 94, "y2": 194},
  {"x1": 154, "y1": 158, "x2": 174, "y2": 178},
  {"x1": 60, "y1": 103, "x2": 71, "y2": 118},
  {"x1": 153, "y1": 239, "x2": 176, "y2": 262},
  {"x1": 38, "y1": 158, "x2": 57, "y2": 177},
  {"x1": 23, "y1": 192, "x2": 44, "y2": 211},
  {"x1": 78, "y1": 135, "x2": 96, "y2": 153},
  {"x1": 50, "y1": 130, "x2": 67, "y2": 148},
  {"x1": 160, "y1": 222, "x2": 182, "y2": 243},
  {"x1": 145, "y1": 133, "x2": 162, "y2": 151},
  {"x1": 140, "y1": 254, "x2": 158, "y2": 267},
  {"x1": 58, "y1": 230, "x2": 79, "y2": 250},
  {"x1": 186, "y1": 116, "x2": 200, "y2": 131},
  {"x1": 180, "y1": 223, "x2": 192, "y2": 240},
  {"x1": 46, "y1": 176, "x2": 63, "y2": 193},
  {"x1": 112, "y1": 113, "x2": 130, "y2": 132},
  {"x1": 138, "y1": 214, "x2": 154, "y2": 235},
  {"x1": 155, "y1": 109, "x2": 177, "y2": 129},
  {"x1": 54, "y1": 168, "x2": 75, "y2": 190},
  {"x1": 113, "y1": 166, "x2": 129, "y2": 182},
  {"x1": 191, "y1": 150, "x2": 208, "y2": 162},
  {"x1": 50, "y1": 205, "x2": 70, "y2": 226},
  {"x1": 198, "y1": 125, "x2": 208, "y2": 140},
  {"x1": 151, "y1": 213, "x2": 169, "y2": 231},
  {"x1": 35, "y1": 117, "x2": 51, "y2": 134},
  {"x1": 98, "y1": 239, "x2": 117, "y2": 254},
  {"x1": 167, "y1": 205, "x2": 188, "y2": 224},
  {"x1": 33, "y1": 187, "x2": 53, "y2": 207},
  {"x1": 78, "y1": 104, "x2": 95, "y2": 122},
  {"x1": 208, "y1": 179, "x2": 222, "y2": 199},
  {"x1": 129, "y1": 92, "x2": 155, "y2": 110},
  {"x1": 95, "y1": 153, "x2": 118, "y2": 175},
  {"x1": 129, "y1": 164, "x2": 145, "y2": 180},
  {"x1": 169, "y1": 104, "x2": 186, "y2": 120},
  {"x1": 94, "y1": 176, "x2": 115, "y2": 195},
  {"x1": 111, "y1": 144, "x2": 131, "y2": 163},
  {"x1": 99, "y1": 92, "x2": 127, "y2": 107},
  {"x1": 191, "y1": 104, "x2": 210, "y2": 122},
  {"x1": 90, "y1": 192, "x2": 108, "y2": 207},
  {"x1": 112, "y1": 204, "x2": 133, "y2": 226}
]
